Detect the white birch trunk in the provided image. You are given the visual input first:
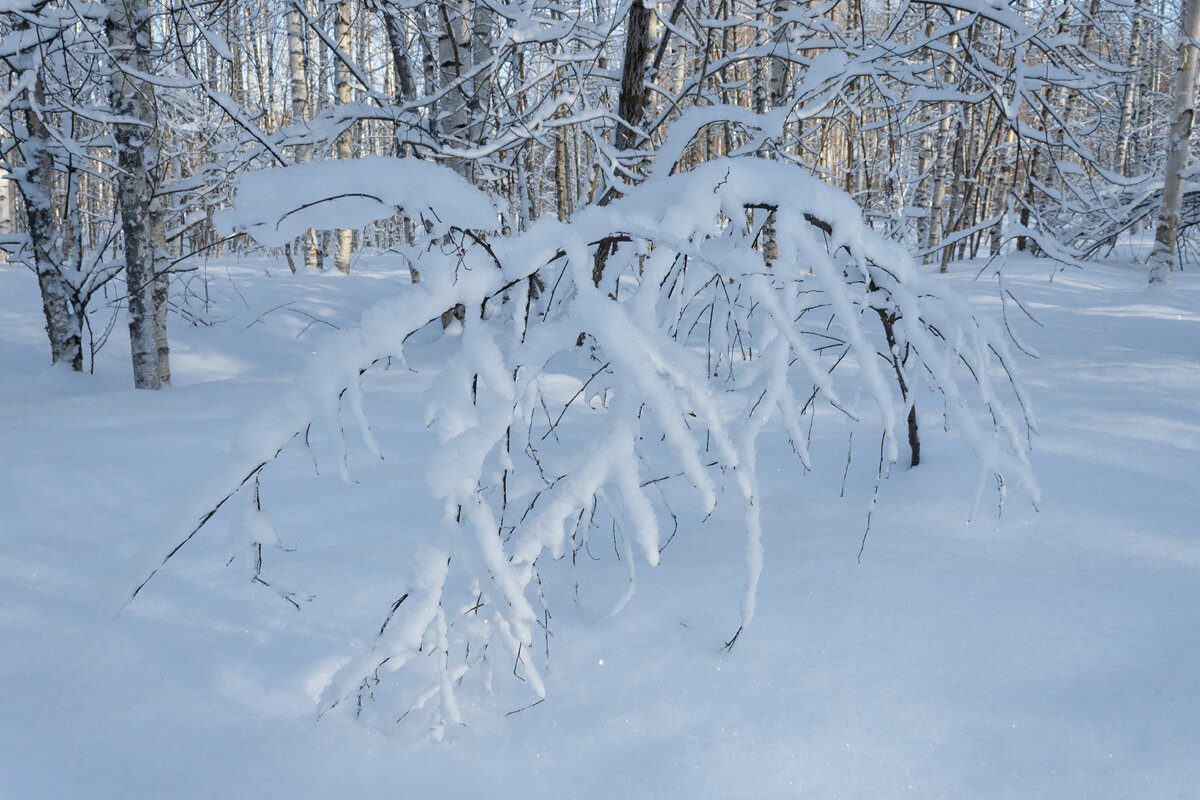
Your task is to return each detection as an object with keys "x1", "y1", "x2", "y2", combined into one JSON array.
[
  {"x1": 0, "y1": 165, "x2": 13, "y2": 262},
  {"x1": 468, "y1": 2, "x2": 494, "y2": 152},
  {"x1": 334, "y1": 0, "x2": 354, "y2": 274},
  {"x1": 107, "y1": 0, "x2": 162, "y2": 388},
  {"x1": 1115, "y1": 1, "x2": 1144, "y2": 177},
  {"x1": 437, "y1": 0, "x2": 471, "y2": 179},
  {"x1": 382, "y1": 4, "x2": 416, "y2": 106},
  {"x1": 925, "y1": 17, "x2": 961, "y2": 260},
  {"x1": 1149, "y1": 0, "x2": 1200, "y2": 284},
  {"x1": 12, "y1": 14, "x2": 83, "y2": 370},
  {"x1": 153, "y1": 191, "x2": 171, "y2": 385},
  {"x1": 767, "y1": 0, "x2": 791, "y2": 110},
  {"x1": 287, "y1": 4, "x2": 322, "y2": 271}
]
